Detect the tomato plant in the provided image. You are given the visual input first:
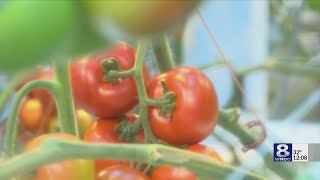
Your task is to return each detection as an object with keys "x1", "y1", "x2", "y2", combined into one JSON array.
[
  {"x1": 97, "y1": 165, "x2": 149, "y2": 180},
  {"x1": 147, "y1": 67, "x2": 219, "y2": 146},
  {"x1": 0, "y1": 3, "x2": 282, "y2": 177},
  {"x1": 71, "y1": 42, "x2": 148, "y2": 118},
  {"x1": 84, "y1": 114, "x2": 144, "y2": 174},
  {"x1": 82, "y1": 1, "x2": 200, "y2": 35},
  {"x1": 24, "y1": 133, "x2": 95, "y2": 180}
]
